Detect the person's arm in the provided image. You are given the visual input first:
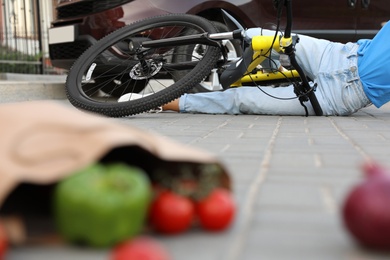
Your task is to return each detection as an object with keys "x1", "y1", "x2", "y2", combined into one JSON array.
[{"x1": 162, "y1": 98, "x2": 180, "y2": 112}]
